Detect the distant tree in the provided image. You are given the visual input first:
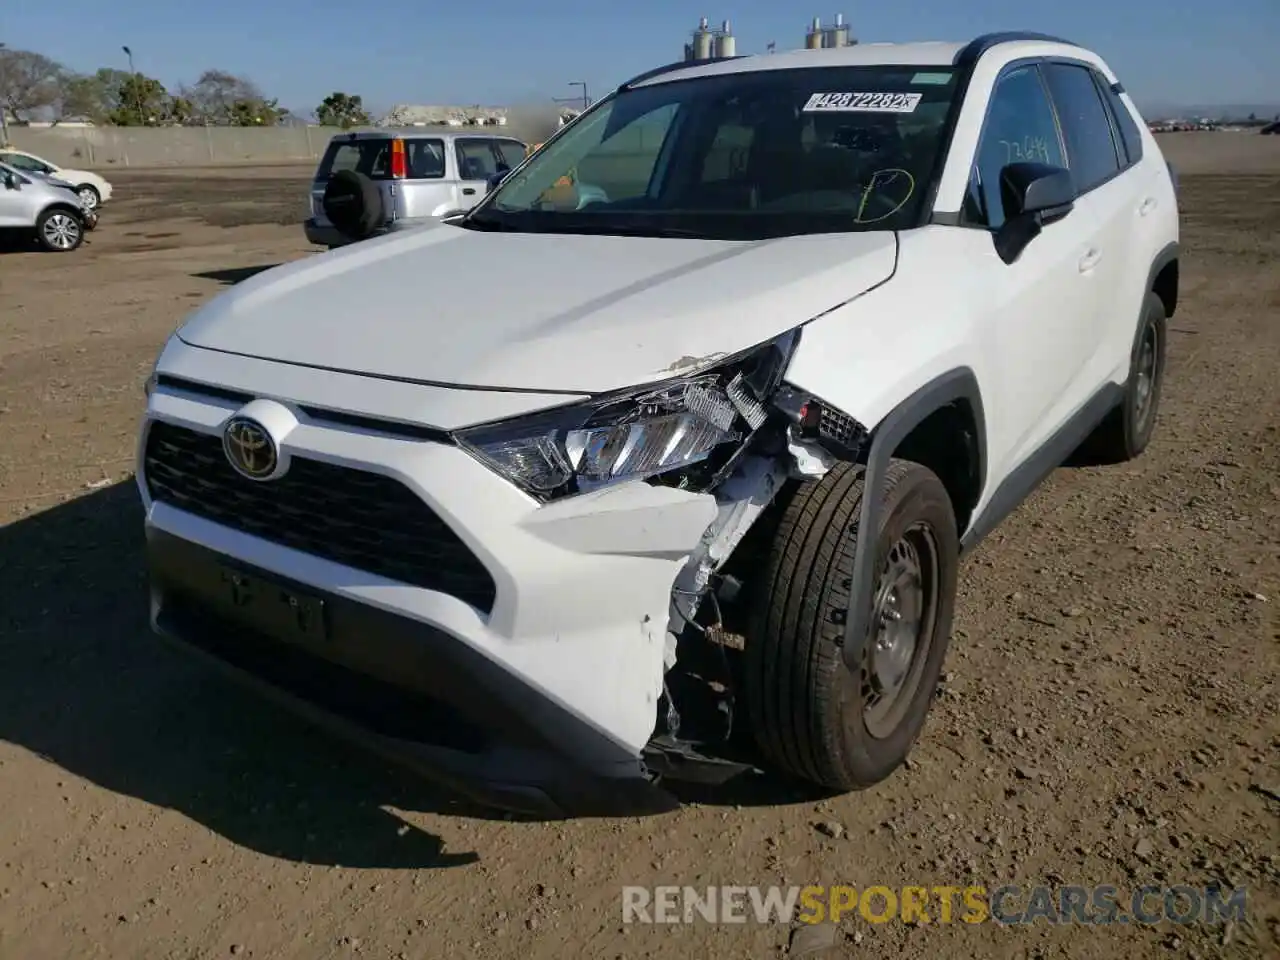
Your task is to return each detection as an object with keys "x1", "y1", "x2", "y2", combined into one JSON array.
[
  {"x1": 316, "y1": 92, "x2": 370, "y2": 129},
  {"x1": 1248, "y1": 112, "x2": 1257, "y2": 121},
  {"x1": 57, "y1": 68, "x2": 133, "y2": 123},
  {"x1": 108, "y1": 73, "x2": 171, "y2": 126},
  {"x1": 167, "y1": 95, "x2": 195, "y2": 125},
  {"x1": 0, "y1": 48, "x2": 64, "y2": 122},
  {"x1": 183, "y1": 69, "x2": 282, "y2": 125}
]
